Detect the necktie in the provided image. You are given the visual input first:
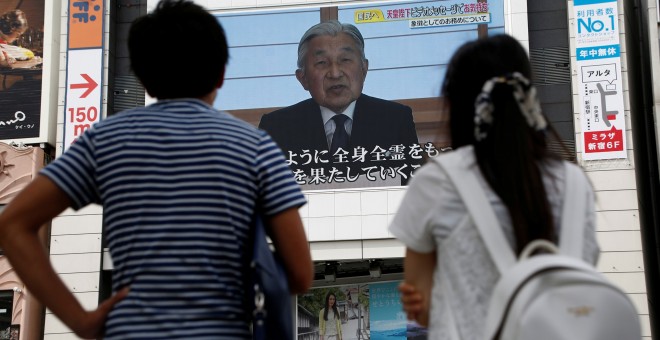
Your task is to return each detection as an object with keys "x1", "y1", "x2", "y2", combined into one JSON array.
[{"x1": 330, "y1": 114, "x2": 349, "y2": 155}]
